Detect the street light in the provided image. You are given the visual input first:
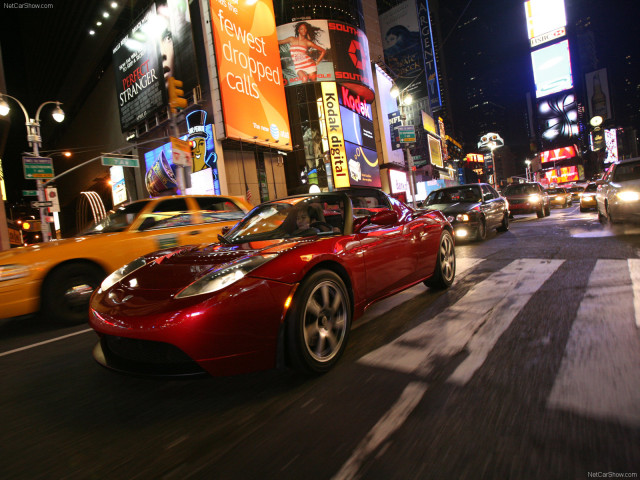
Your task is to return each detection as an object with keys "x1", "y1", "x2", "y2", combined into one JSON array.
[
  {"x1": 477, "y1": 132, "x2": 504, "y2": 190},
  {"x1": 390, "y1": 85, "x2": 417, "y2": 208},
  {"x1": 525, "y1": 159, "x2": 532, "y2": 182},
  {"x1": 0, "y1": 93, "x2": 65, "y2": 242}
]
